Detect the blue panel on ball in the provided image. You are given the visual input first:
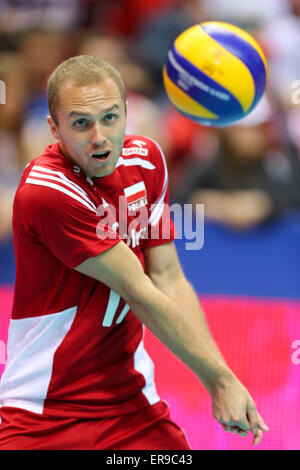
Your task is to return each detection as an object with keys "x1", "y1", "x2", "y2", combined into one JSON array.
[
  {"x1": 202, "y1": 25, "x2": 266, "y2": 110},
  {"x1": 166, "y1": 45, "x2": 244, "y2": 121}
]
